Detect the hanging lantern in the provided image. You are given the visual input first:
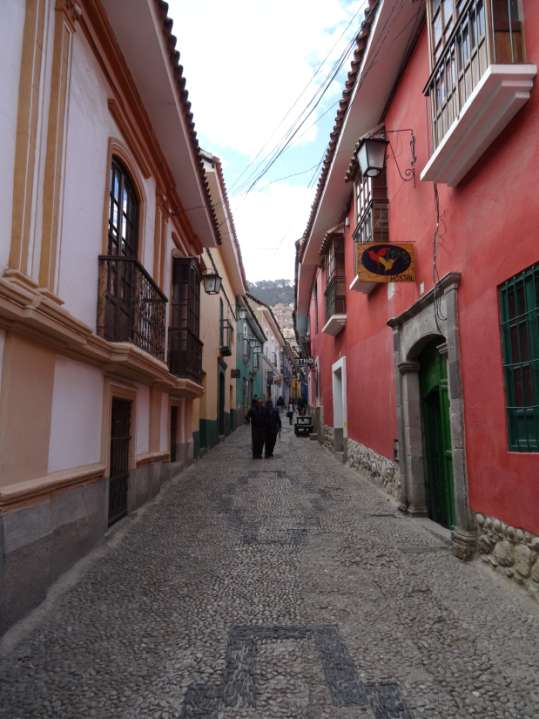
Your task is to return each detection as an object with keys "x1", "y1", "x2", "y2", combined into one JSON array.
[
  {"x1": 202, "y1": 271, "x2": 222, "y2": 295},
  {"x1": 238, "y1": 306, "x2": 248, "y2": 320},
  {"x1": 355, "y1": 137, "x2": 388, "y2": 178}
]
